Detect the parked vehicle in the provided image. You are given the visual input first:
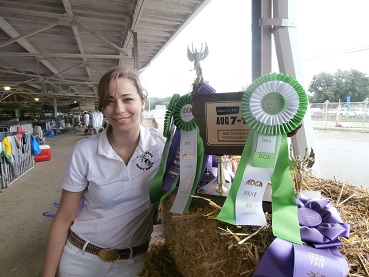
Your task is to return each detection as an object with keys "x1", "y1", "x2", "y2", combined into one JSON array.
[
  {"x1": 310, "y1": 108, "x2": 326, "y2": 118},
  {"x1": 326, "y1": 109, "x2": 346, "y2": 118},
  {"x1": 346, "y1": 108, "x2": 369, "y2": 118}
]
